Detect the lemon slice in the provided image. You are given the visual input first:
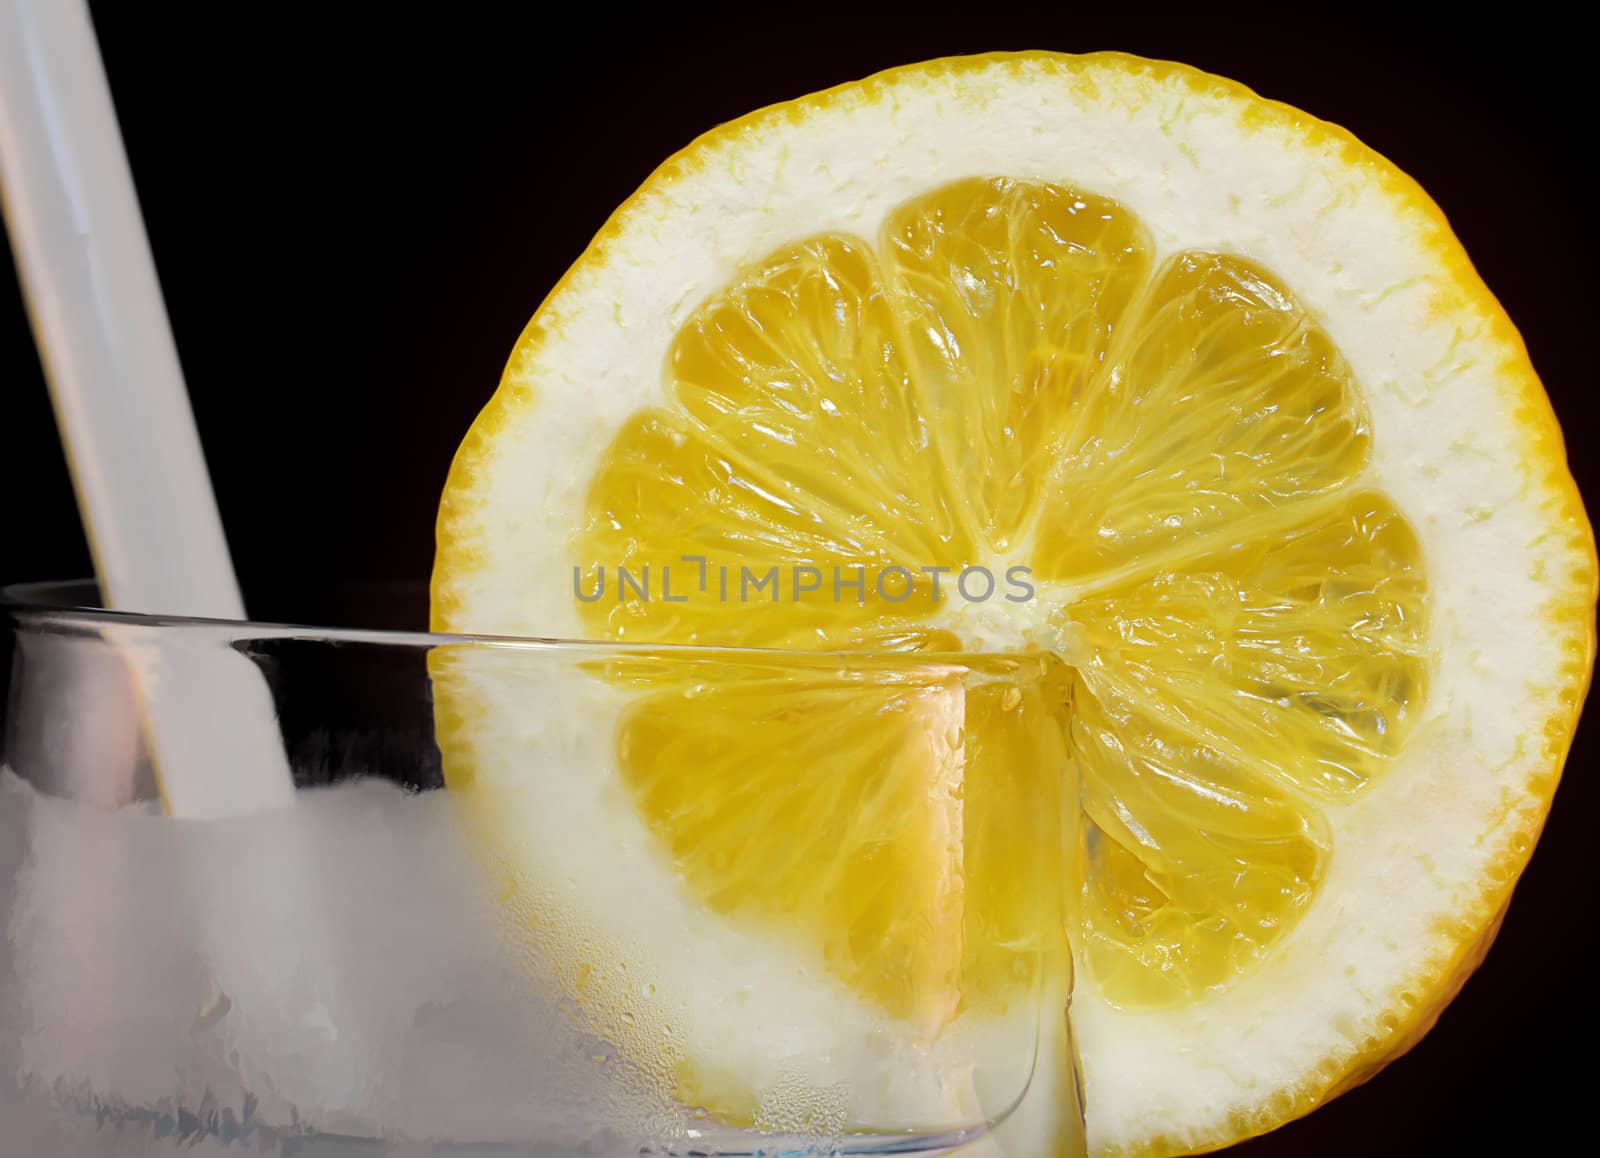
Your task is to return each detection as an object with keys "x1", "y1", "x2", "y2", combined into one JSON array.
[{"x1": 431, "y1": 52, "x2": 1595, "y2": 1156}]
